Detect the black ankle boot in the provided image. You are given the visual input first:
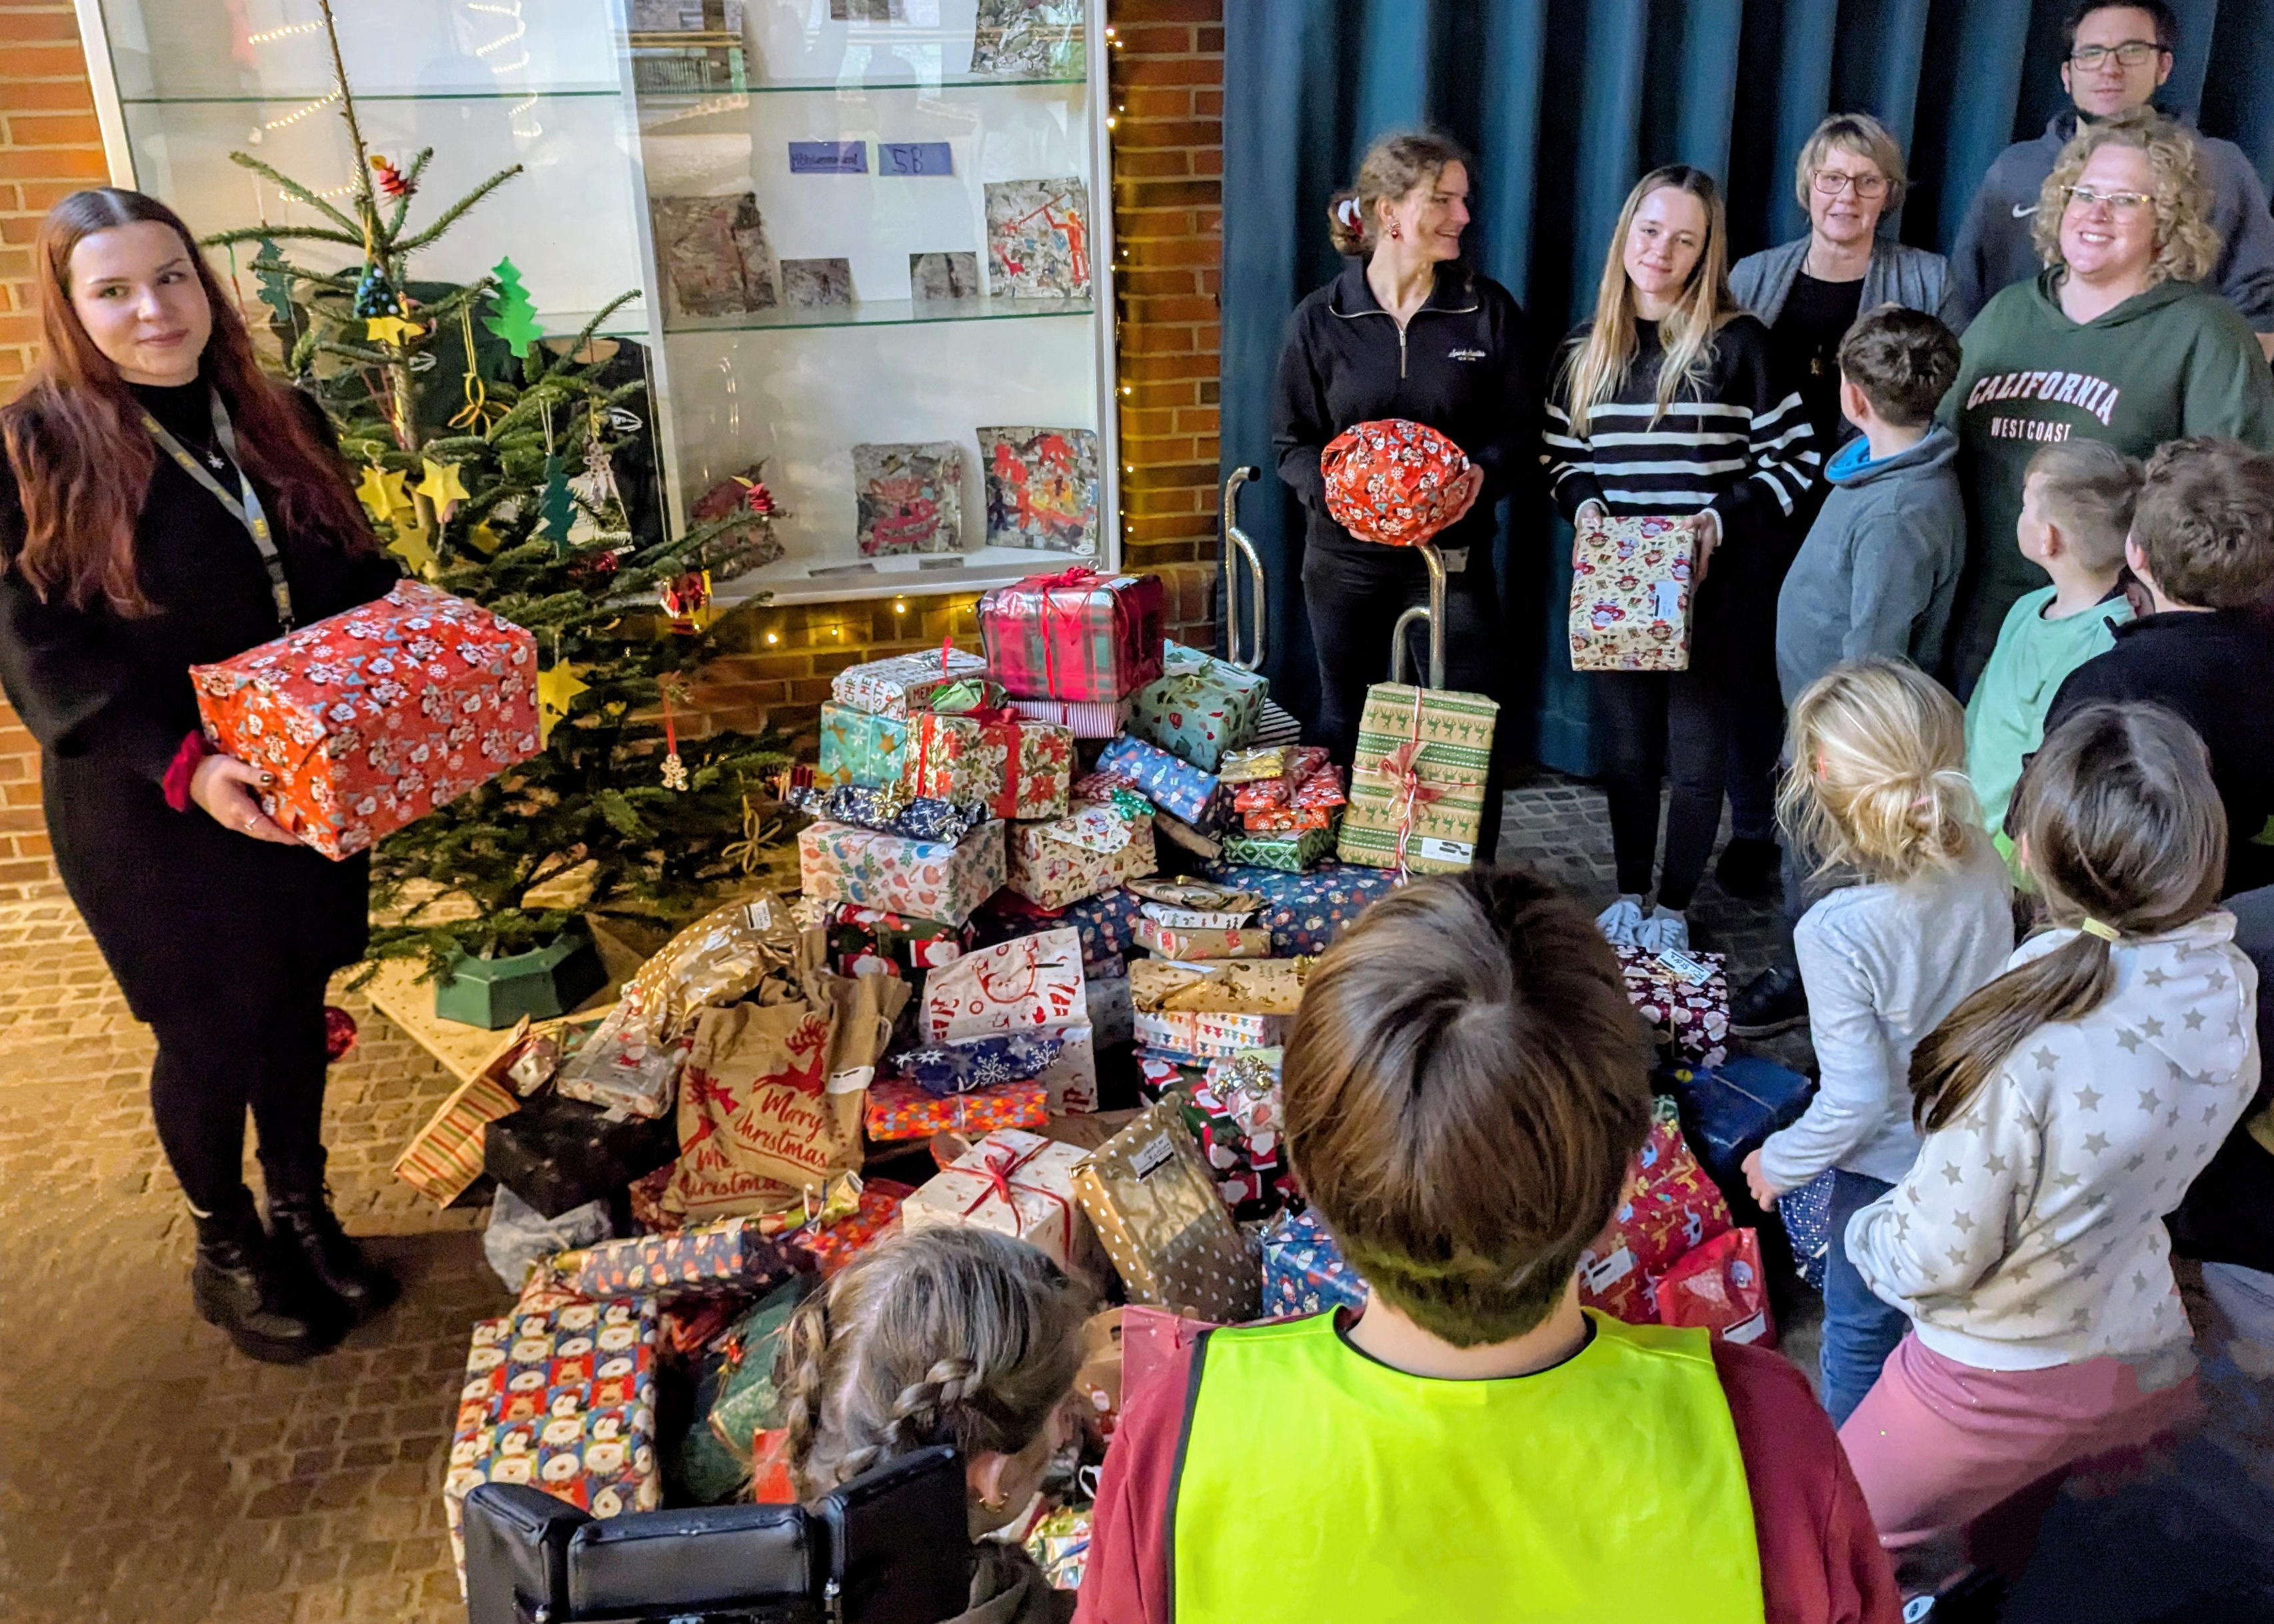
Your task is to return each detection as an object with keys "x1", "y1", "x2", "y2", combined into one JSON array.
[
  {"x1": 267, "y1": 1186, "x2": 399, "y2": 1326},
  {"x1": 191, "y1": 1197, "x2": 337, "y2": 1364}
]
